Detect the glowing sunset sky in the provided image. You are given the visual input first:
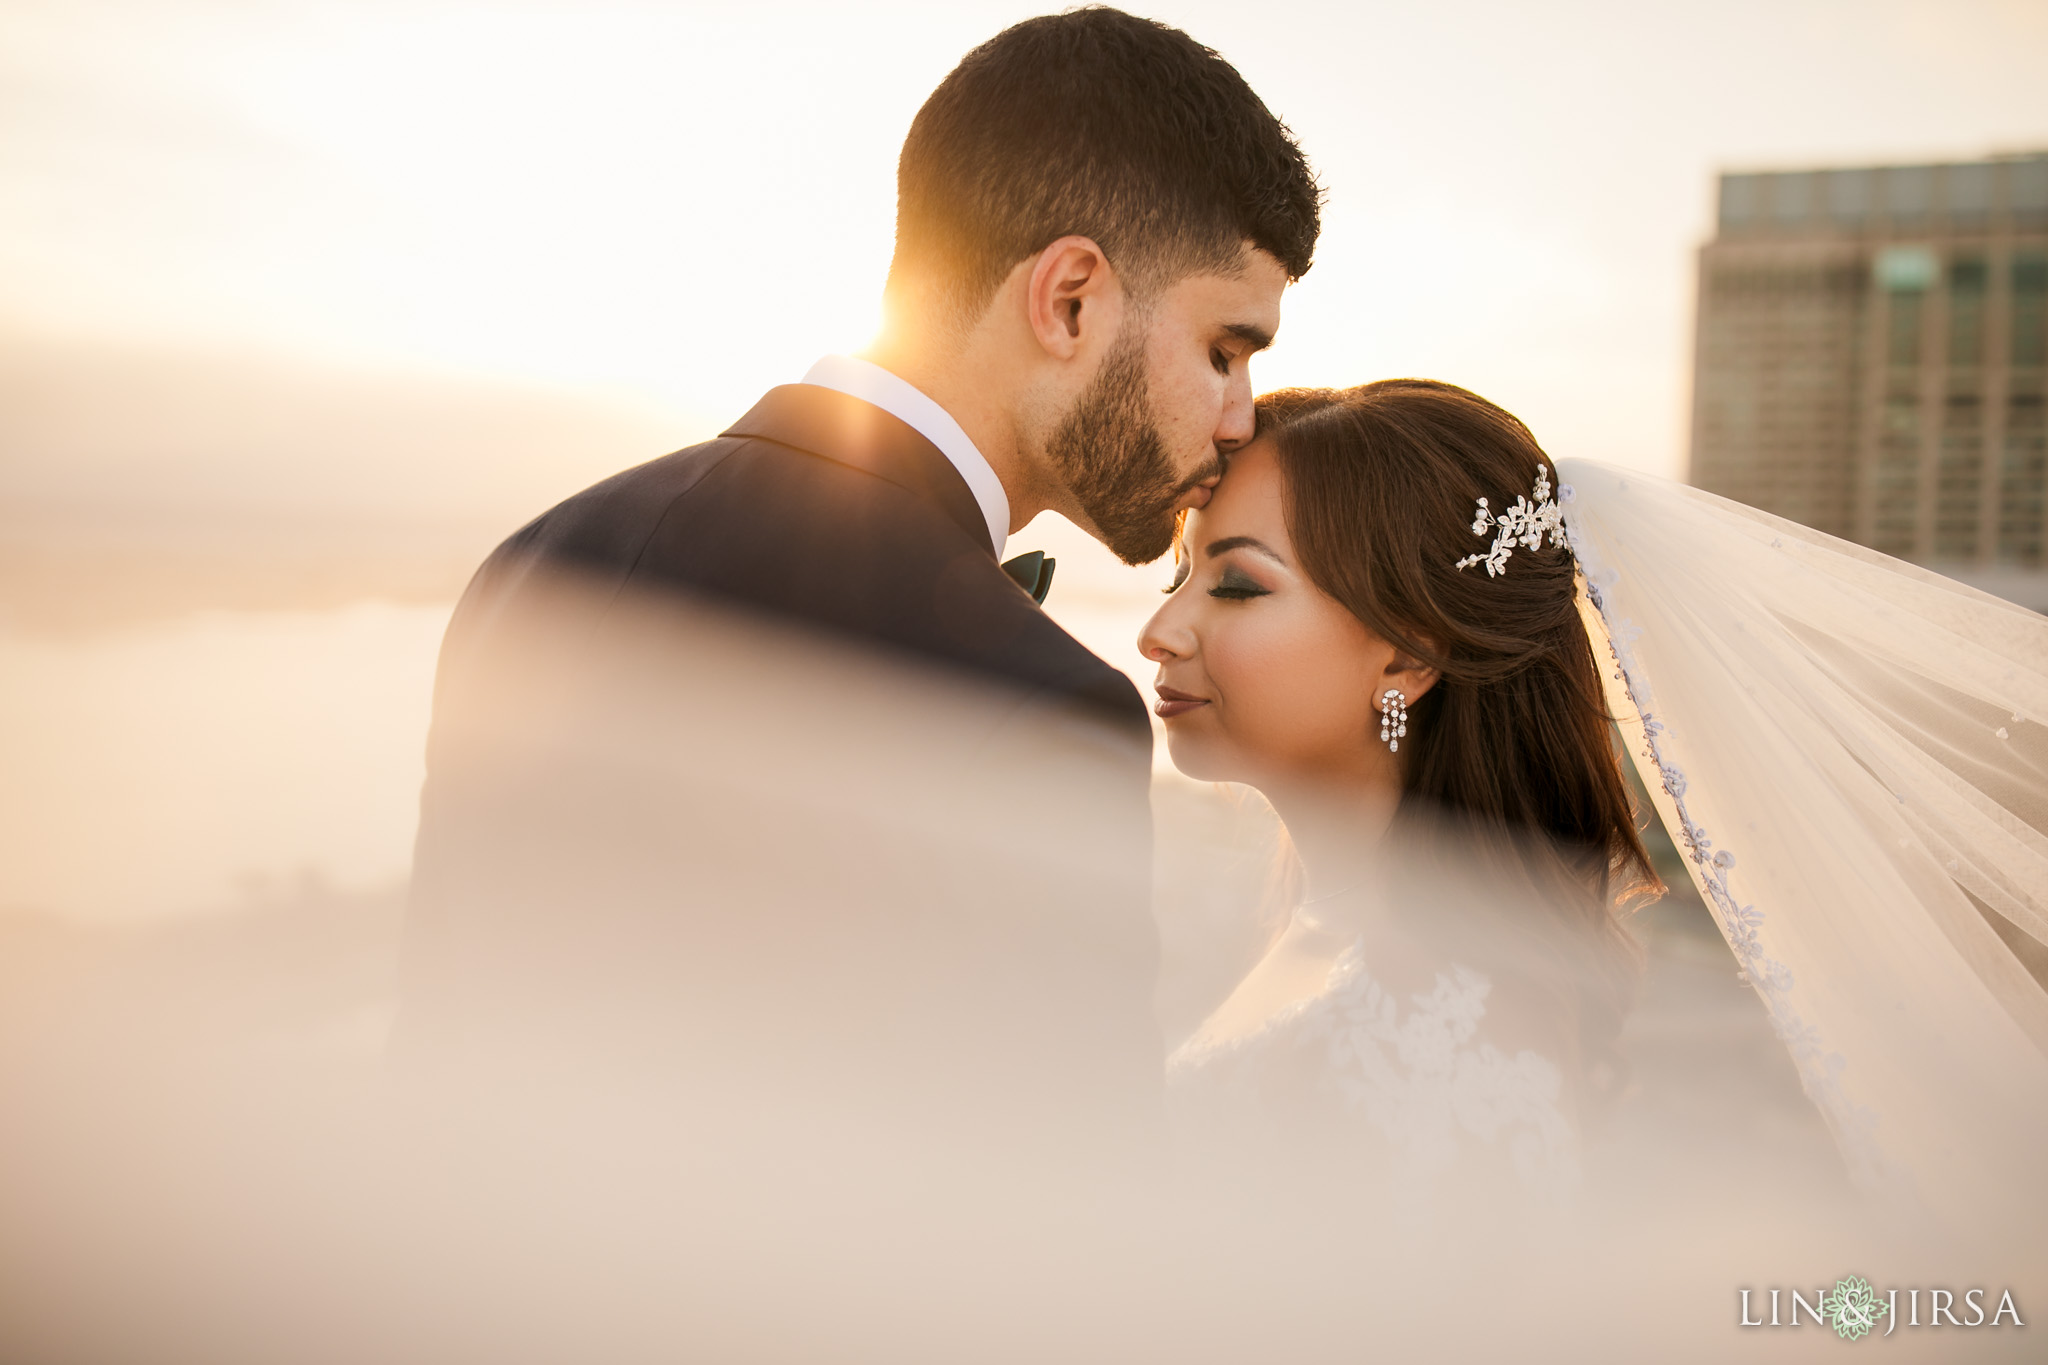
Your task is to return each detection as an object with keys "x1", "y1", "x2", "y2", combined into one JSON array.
[{"x1": 2, "y1": 0, "x2": 2044, "y2": 528}]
